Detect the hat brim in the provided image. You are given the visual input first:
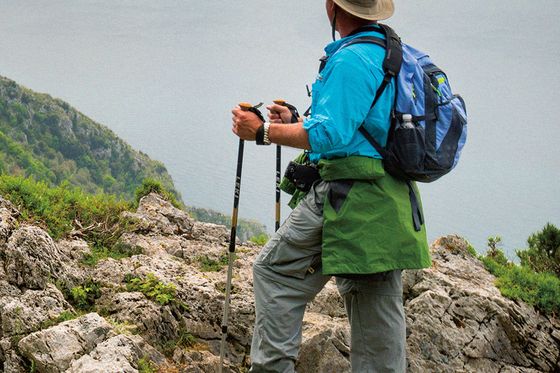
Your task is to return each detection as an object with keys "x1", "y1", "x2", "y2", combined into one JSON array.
[{"x1": 333, "y1": 0, "x2": 394, "y2": 21}]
